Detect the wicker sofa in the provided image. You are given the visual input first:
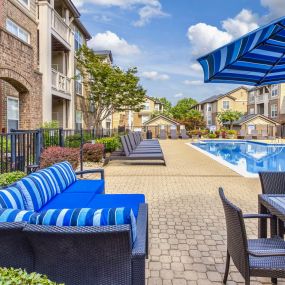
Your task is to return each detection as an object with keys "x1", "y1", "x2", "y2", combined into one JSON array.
[{"x1": 0, "y1": 162, "x2": 148, "y2": 285}]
